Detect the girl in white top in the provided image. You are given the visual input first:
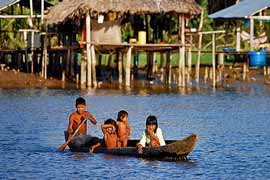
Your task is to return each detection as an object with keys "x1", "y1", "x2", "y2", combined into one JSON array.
[{"x1": 137, "y1": 115, "x2": 166, "y2": 153}]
